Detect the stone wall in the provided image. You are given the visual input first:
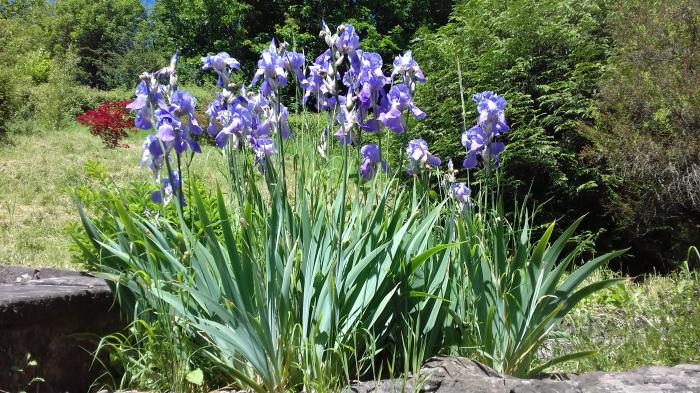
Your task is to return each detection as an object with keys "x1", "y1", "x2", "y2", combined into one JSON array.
[{"x1": 0, "y1": 266, "x2": 122, "y2": 393}]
